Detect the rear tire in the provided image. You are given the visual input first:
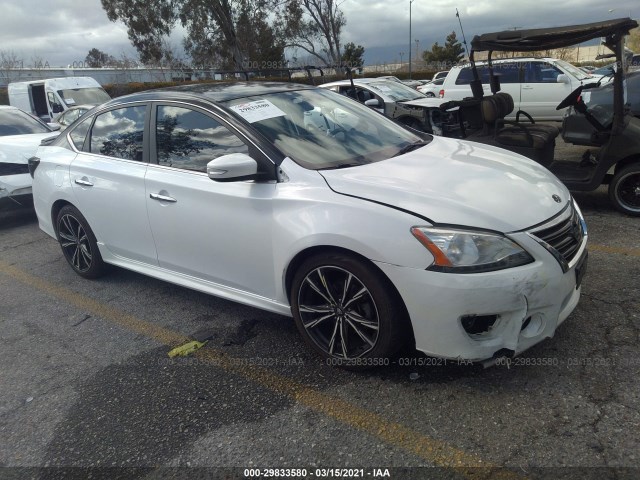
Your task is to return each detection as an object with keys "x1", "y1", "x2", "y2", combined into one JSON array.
[
  {"x1": 56, "y1": 205, "x2": 106, "y2": 279},
  {"x1": 291, "y1": 252, "x2": 409, "y2": 369},
  {"x1": 609, "y1": 164, "x2": 640, "y2": 216}
]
